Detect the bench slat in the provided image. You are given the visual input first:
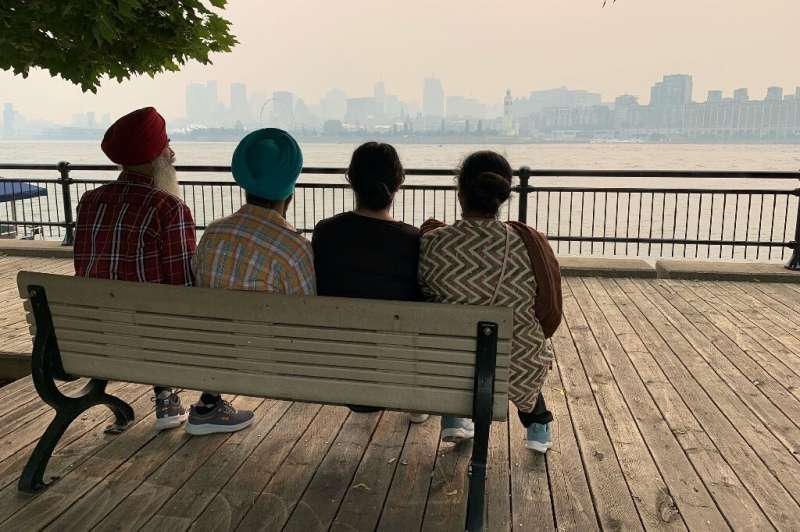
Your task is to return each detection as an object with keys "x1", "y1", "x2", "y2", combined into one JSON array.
[
  {"x1": 58, "y1": 340, "x2": 509, "y2": 394},
  {"x1": 60, "y1": 352, "x2": 509, "y2": 420},
  {"x1": 20, "y1": 272, "x2": 513, "y2": 339},
  {"x1": 48, "y1": 304, "x2": 513, "y2": 355},
  {"x1": 54, "y1": 329, "x2": 511, "y2": 381},
  {"x1": 52, "y1": 316, "x2": 511, "y2": 368}
]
